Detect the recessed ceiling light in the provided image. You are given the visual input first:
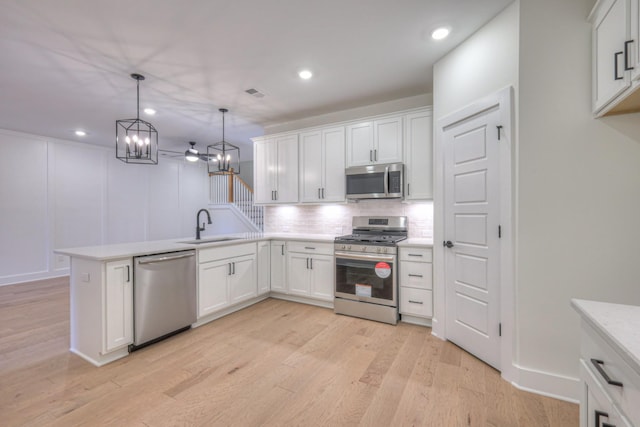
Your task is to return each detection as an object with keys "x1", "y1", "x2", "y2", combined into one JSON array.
[
  {"x1": 75, "y1": 130, "x2": 87, "y2": 136},
  {"x1": 298, "y1": 70, "x2": 313, "y2": 80},
  {"x1": 144, "y1": 108, "x2": 156, "y2": 115},
  {"x1": 431, "y1": 27, "x2": 450, "y2": 40}
]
